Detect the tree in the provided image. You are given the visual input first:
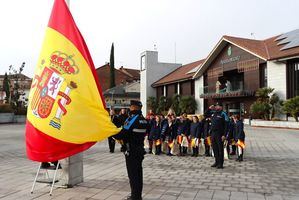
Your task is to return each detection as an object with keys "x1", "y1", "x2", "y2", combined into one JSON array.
[
  {"x1": 171, "y1": 94, "x2": 181, "y2": 115},
  {"x1": 156, "y1": 96, "x2": 167, "y2": 114},
  {"x1": 109, "y1": 43, "x2": 116, "y2": 88},
  {"x1": 147, "y1": 96, "x2": 157, "y2": 113},
  {"x1": 255, "y1": 87, "x2": 274, "y2": 103},
  {"x1": 269, "y1": 93, "x2": 283, "y2": 119},
  {"x1": 8, "y1": 62, "x2": 26, "y2": 109},
  {"x1": 3, "y1": 73, "x2": 10, "y2": 103},
  {"x1": 250, "y1": 87, "x2": 277, "y2": 120},
  {"x1": 250, "y1": 102, "x2": 271, "y2": 120},
  {"x1": 179, "y1": 96, "x2": 197, "y2": 114},
  {"x1": 283, "y1": 96, "x2": 299, "y2": 122}
]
